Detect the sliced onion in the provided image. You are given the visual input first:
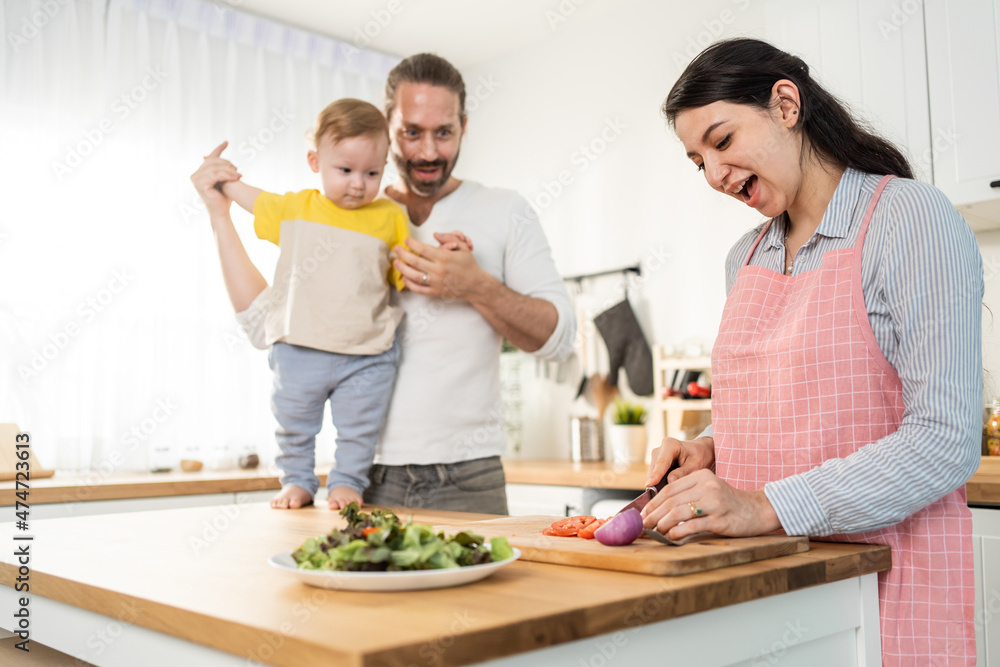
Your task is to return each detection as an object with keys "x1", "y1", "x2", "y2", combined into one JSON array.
[{"x1": 594, "y1": 508, "x2": 644, "y2": 546}]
